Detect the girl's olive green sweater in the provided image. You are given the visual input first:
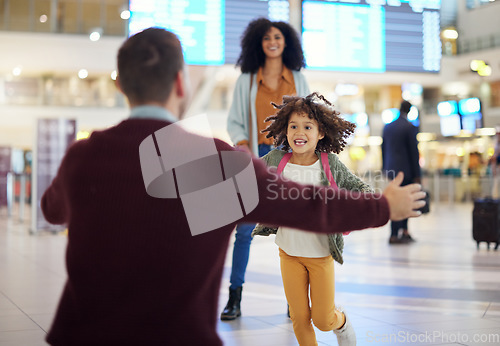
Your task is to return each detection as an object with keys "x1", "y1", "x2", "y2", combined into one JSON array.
[{"x1": 252, "y1": 149, "x2": 374, "y2": 264}]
